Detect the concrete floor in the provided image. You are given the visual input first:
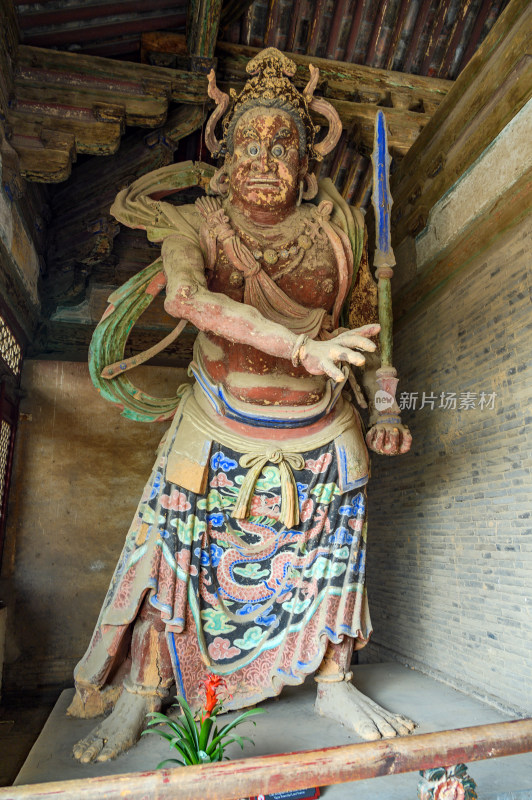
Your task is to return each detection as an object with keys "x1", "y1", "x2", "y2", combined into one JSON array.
[
  {"x1": 0, "y1": 697, "x2": 56, "y2": 787},
  {"x1": 13, "y1": 664, "x2": 532, "y2": 799}
]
